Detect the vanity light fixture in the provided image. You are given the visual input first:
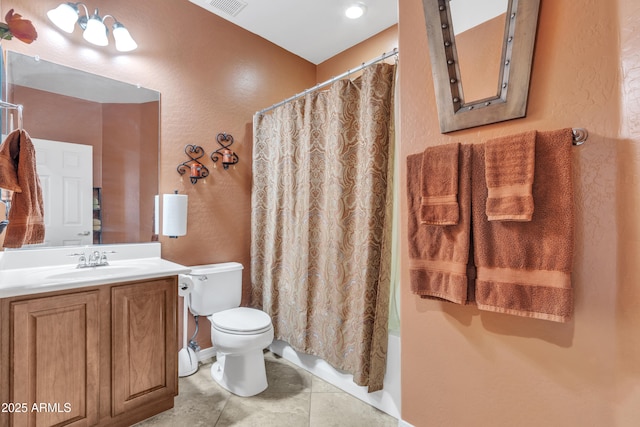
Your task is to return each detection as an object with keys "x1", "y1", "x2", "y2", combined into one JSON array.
[
  {"x1": 47, "y1": 2, "x2": 137, "y2": 52},
  {"x1": 345, "y1": 3, "x2": 367, "y2": 19}
]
